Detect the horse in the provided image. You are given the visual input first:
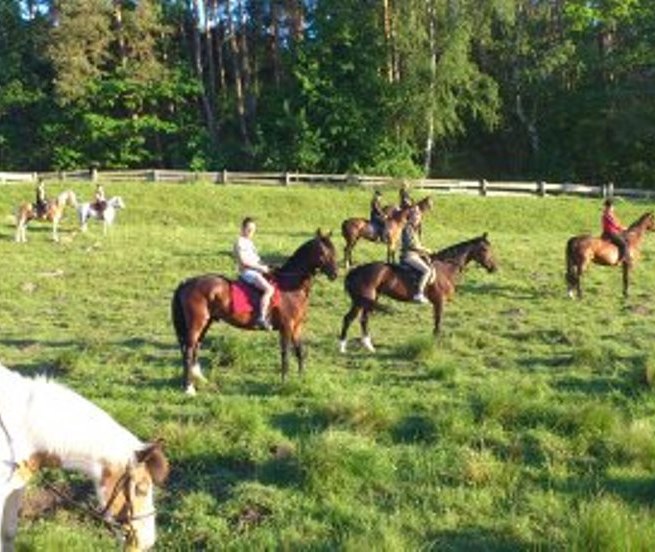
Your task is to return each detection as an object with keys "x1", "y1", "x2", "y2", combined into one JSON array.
[
  {"x1": 14, "y1": 189, "x2": 78, "y2": 243},
  {"x1": 565, "y1": 211, "x2": 655, "y2": 299},
  {"x1": 339, "y1": 233, "x2": 497, "y2": 353},
  {"x1": 0, "y1": 363, "x2": 169, "y2": 551},
  {"x1": 341, "y1": 195, "x2": 433, "y2": 269},
  {"x1": 171, "y1": 230, "x2": 339, "y2": 395},
  {"x1": 78, "y1": 196, "x2": 126, "y2": 235}
]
